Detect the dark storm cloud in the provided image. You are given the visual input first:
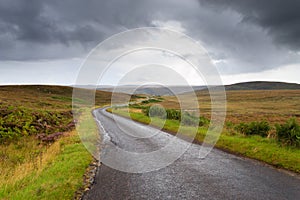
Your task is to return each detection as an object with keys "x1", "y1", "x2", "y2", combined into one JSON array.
[
  {"x1": 0, "y1": 0, "x2": 194, "y2": 60},
  {"x1": 0, "y1": 0, "x2": 299, "y2": 74},
  {"x1": 198, "y1": 0, "x2": 300, "y2": 50},
  {"x1": 0, "y1": 0, "x2": 153, "y2": 60}
]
